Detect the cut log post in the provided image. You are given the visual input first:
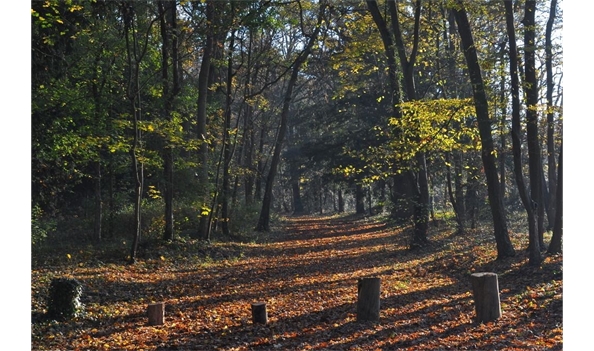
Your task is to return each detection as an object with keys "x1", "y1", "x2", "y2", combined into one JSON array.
[
  {"x1": 357, "y1": 277, "x2": 381, "y2": 322},
  {"x1": 470, "y1": 272, "x2": 501, "y2": 323},
  {"x1": 47, "y1": 278, "x2": 83, "y2": 321},
  {"x1": 147, "y1": 302, "x2": 165, "y2": 326},
  {"x1": 251, "y1": 302, "x2": 268, "y2": 324}
]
